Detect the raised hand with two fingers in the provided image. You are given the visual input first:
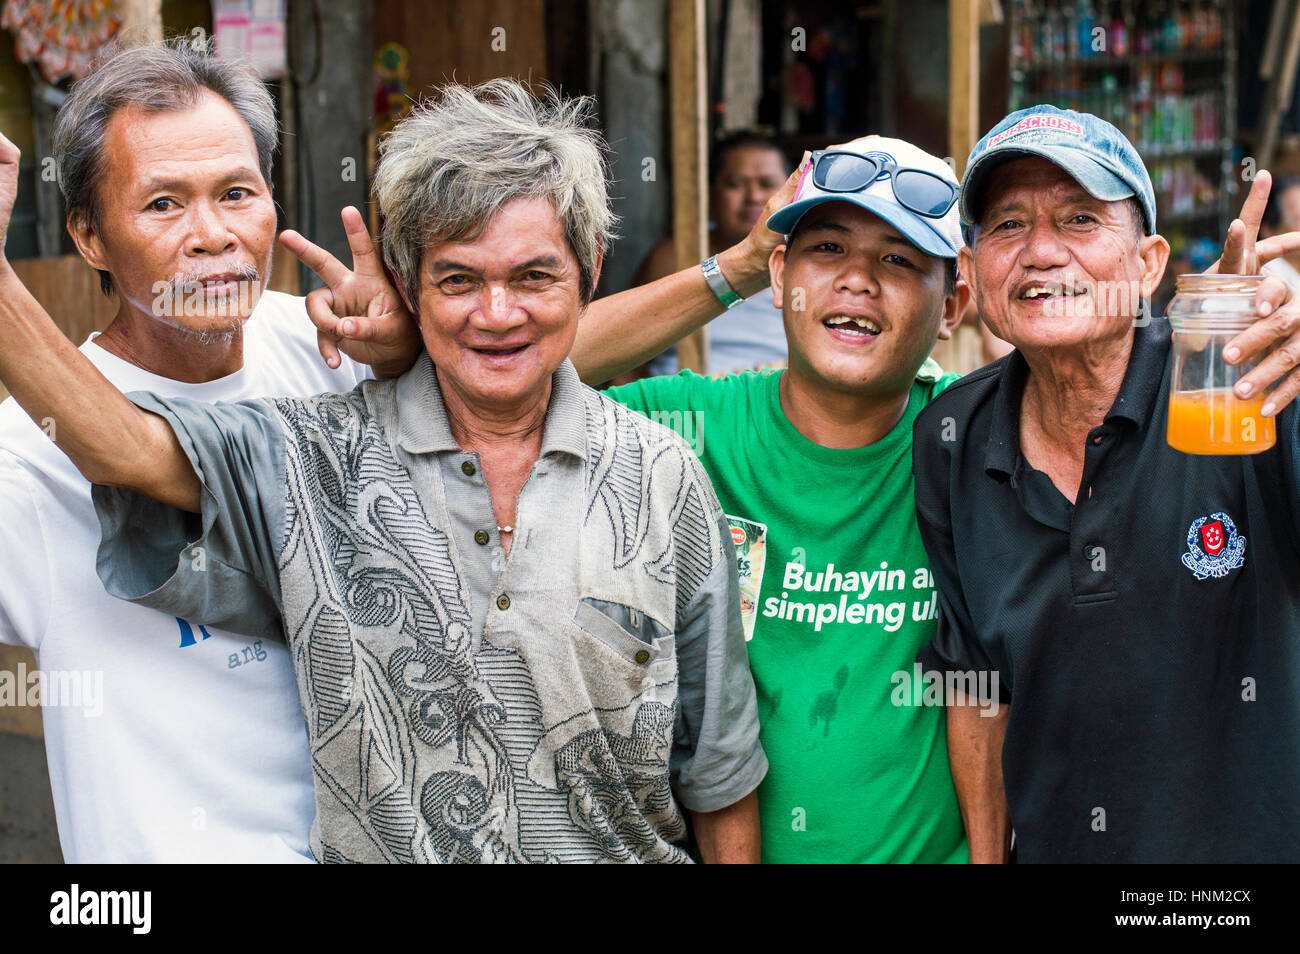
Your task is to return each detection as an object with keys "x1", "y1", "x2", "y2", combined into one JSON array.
[
  {"x1": 1203, "y1": 170, "x2": 1300, "y2": 416},
  {"x1": 278, "y1": 206, "x2": 423, "y2": 378}
]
